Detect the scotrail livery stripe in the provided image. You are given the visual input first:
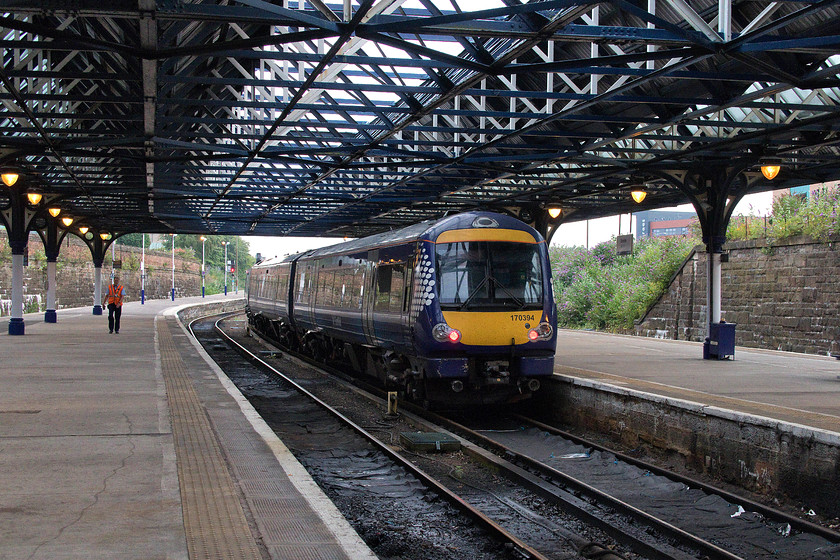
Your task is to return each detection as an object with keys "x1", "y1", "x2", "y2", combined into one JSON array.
[{"x1": 435, "y1": 228, "x2": 539, "y2": 244}]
